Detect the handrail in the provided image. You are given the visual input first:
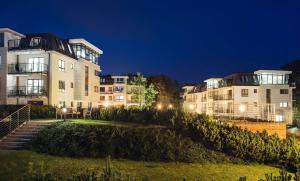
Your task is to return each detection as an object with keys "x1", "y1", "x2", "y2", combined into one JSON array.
[{"x1": 0, "y1": 105, "x2": 30, "y2": 141}]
